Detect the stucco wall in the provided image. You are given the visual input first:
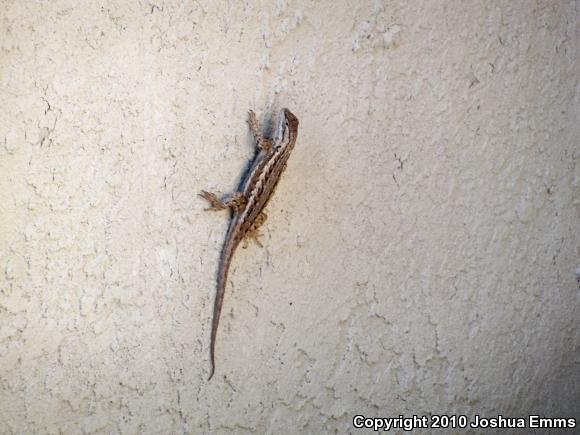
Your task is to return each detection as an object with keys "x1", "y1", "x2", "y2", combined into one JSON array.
[{"x1": 1, "y1": 1, "x2": 578, "y2": 434}]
